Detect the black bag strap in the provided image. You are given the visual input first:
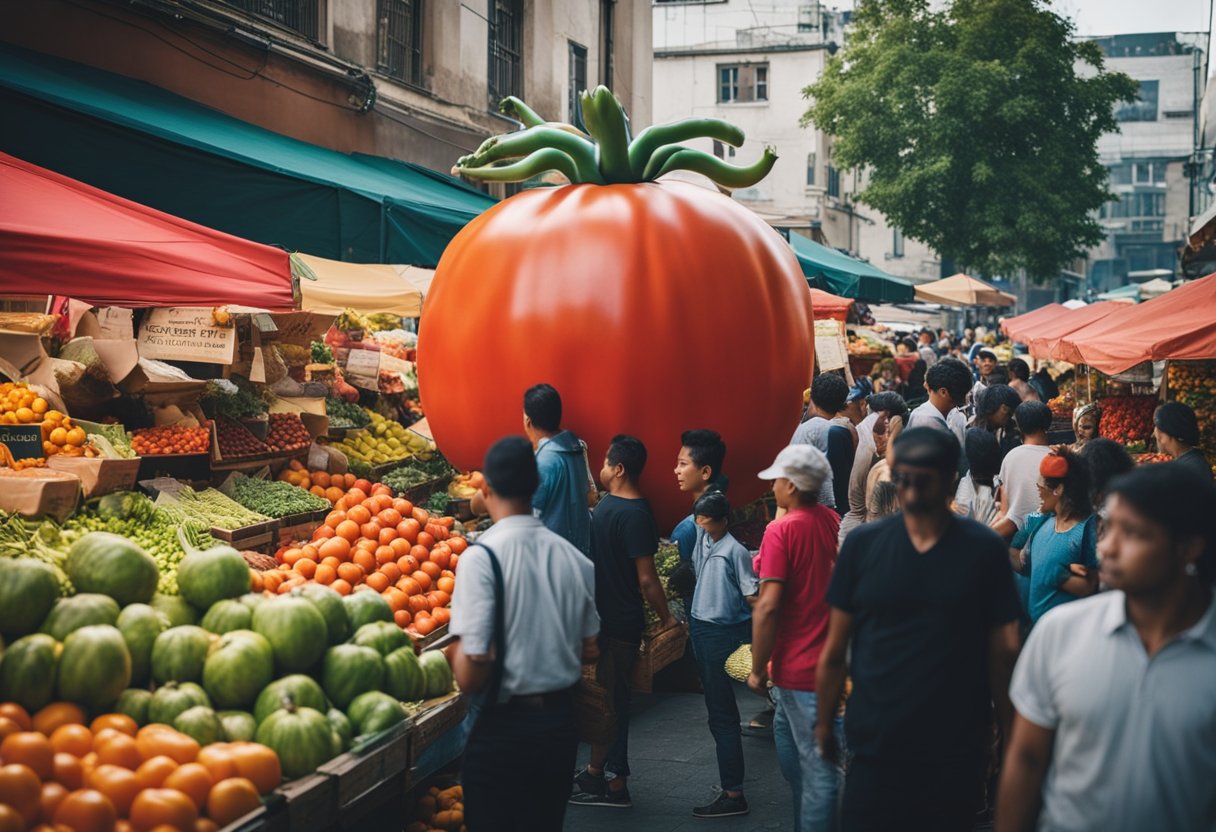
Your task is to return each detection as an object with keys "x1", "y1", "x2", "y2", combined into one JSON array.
[{"x1": 479, "y1": 544, "x2": 507, "y2": 705}]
